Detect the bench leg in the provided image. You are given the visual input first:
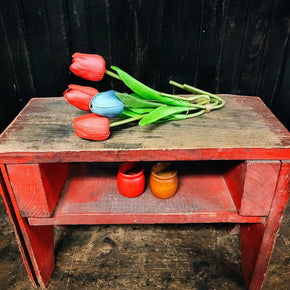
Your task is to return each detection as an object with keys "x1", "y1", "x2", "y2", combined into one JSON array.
[
  {"x1": 240, "y1": 161, "x2": 290, "y2": 289},
  {"x1": 20, "y1": 221, "x2": 54, "y2": 288},
  {"x1": 0, "y1": 165, "x2": 54, "y2": 288}
]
